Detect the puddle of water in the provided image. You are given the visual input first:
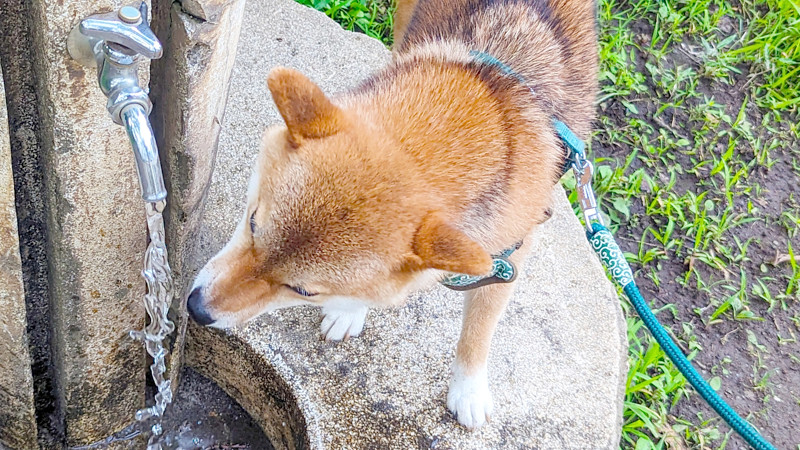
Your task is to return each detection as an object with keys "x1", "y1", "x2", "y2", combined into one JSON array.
[
  {"x1": 159, "y1": 367, "x2": 271, "y2": 450},
  {"x1": 129, "y1": 200, "x2": 177, "y2": 449}
]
